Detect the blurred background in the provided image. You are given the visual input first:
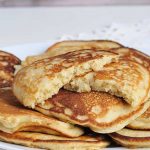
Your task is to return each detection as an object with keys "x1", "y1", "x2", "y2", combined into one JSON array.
[
  {"x1": 0, "y1": 0, "x2": 150, "y2": 50},
  {"x1": 0, "y1": 0, "x2": 150, "y2": 7}
]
